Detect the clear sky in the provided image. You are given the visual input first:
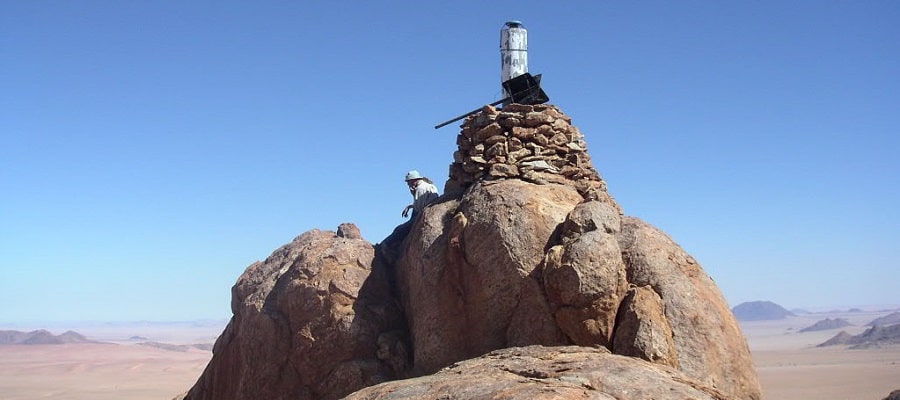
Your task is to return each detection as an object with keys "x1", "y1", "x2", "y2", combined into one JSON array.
[{"x1": 2, "y1": 1, "x2": 898, "y2": 323}]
